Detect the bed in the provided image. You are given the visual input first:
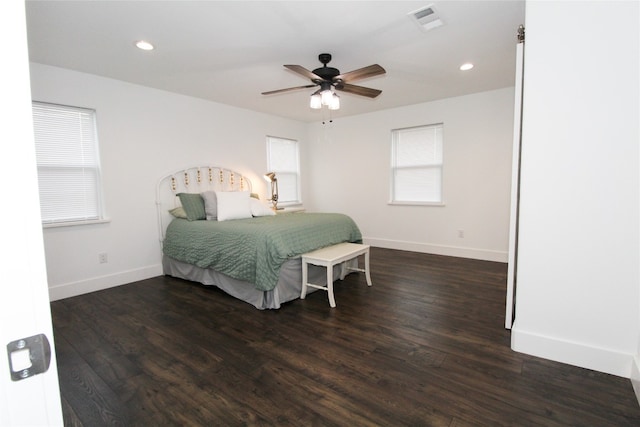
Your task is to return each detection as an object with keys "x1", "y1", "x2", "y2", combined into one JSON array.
[{"x1": 156, "y1": 166, "x2": 363, "y2": 309}]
